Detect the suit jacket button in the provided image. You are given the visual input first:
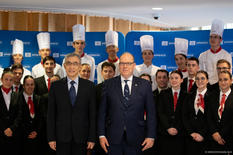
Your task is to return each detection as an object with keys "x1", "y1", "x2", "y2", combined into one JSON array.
[{"x1": 194, "y1": 117, "x2": 197, "y2": 120}]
